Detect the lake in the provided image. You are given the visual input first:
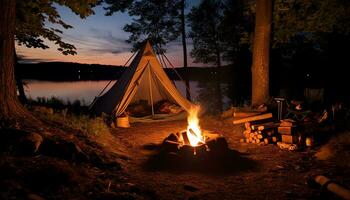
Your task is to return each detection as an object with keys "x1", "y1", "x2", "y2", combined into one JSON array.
[{"x1": 24, "y1": 80, "x2": 234, "y2": 113}]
